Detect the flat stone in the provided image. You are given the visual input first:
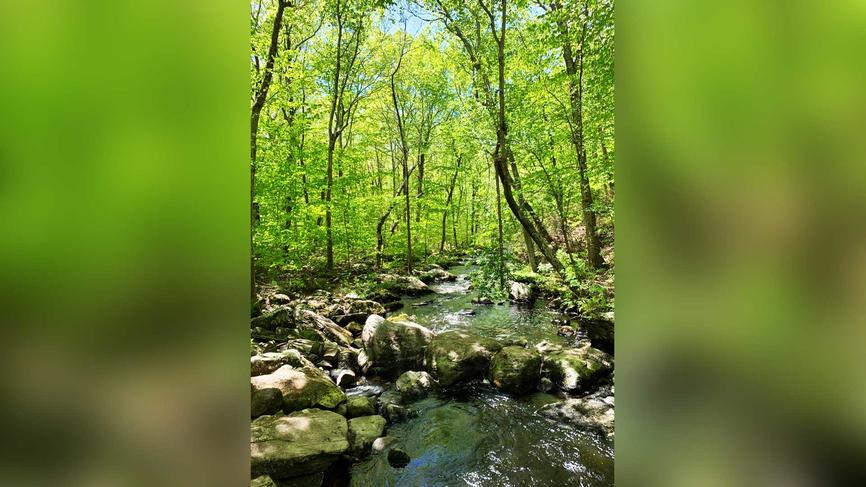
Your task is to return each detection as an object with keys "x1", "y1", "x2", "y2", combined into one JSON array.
[{"x1": 250, "y1": 409, "x2": 349, "y2": 479}]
